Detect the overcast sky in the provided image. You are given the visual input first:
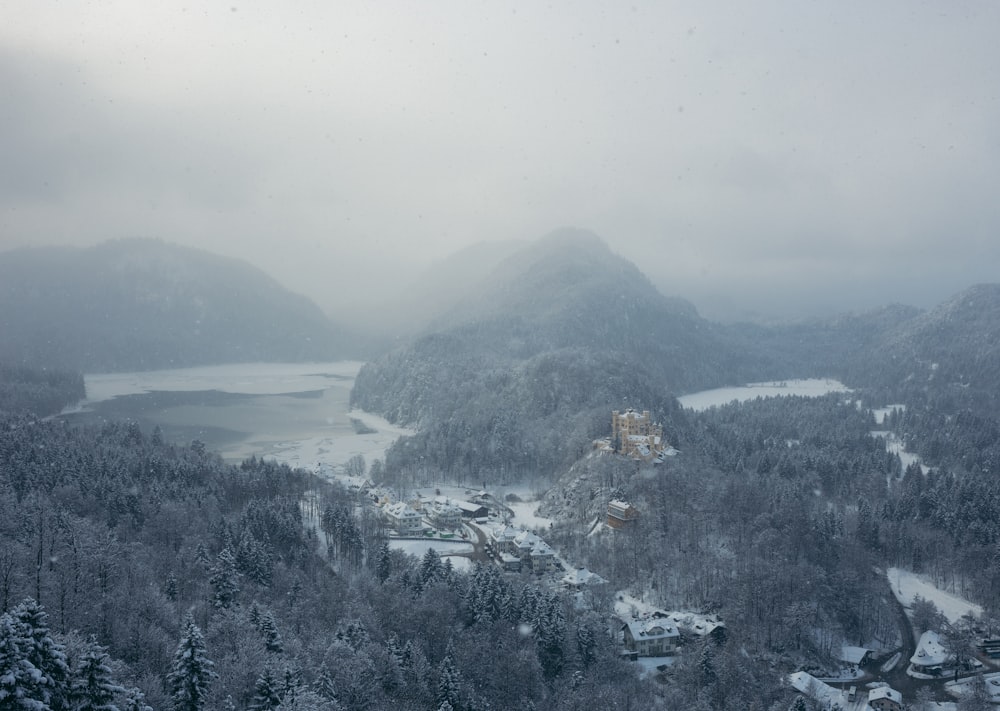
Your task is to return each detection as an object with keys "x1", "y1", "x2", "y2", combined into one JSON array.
[{"x1": 2, "y1": 1, "x2": 999, "y2": 322}]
